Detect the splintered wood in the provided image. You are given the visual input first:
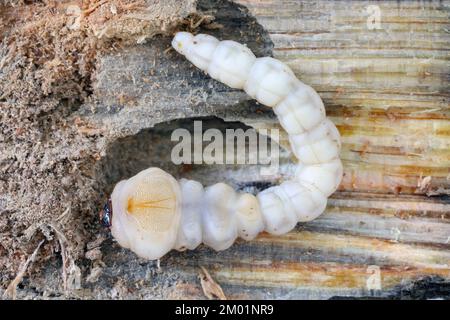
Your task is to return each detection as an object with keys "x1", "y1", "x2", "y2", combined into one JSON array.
[{"x1": 199, "y1": 266, "x2": 227, "y2": 300}]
